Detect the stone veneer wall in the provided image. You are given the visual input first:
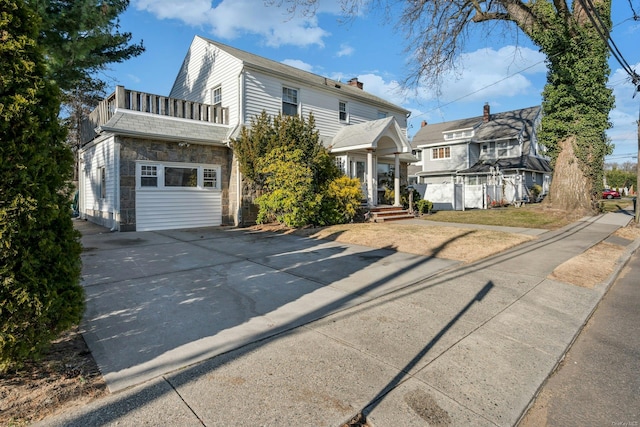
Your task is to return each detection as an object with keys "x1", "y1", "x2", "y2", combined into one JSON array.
[{"x1": 118, "y1": 137, "x2": 233, "y2": 231}]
